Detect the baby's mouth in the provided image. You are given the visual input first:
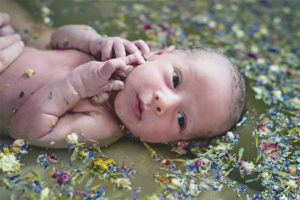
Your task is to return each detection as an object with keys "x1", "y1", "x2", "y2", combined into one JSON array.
[{"x1": 132, "y1": 94, "x2": 143, "y2": 120}]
